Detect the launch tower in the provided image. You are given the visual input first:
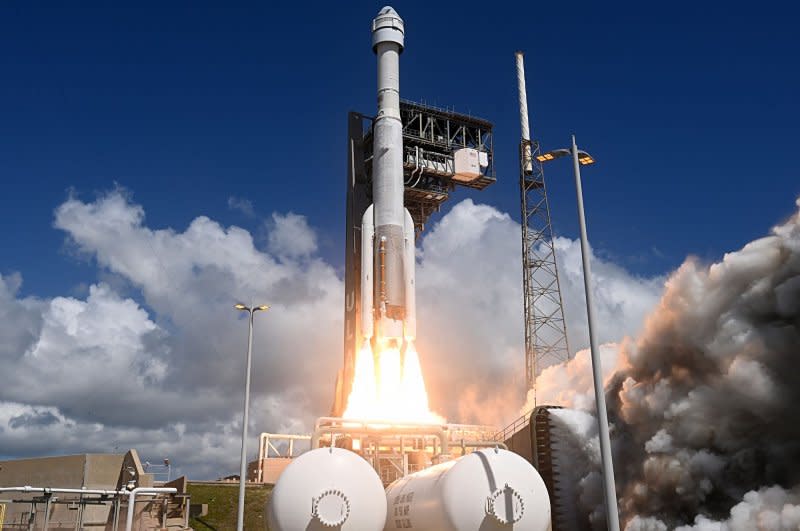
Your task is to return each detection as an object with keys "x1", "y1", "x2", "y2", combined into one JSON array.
[
  {"x1": 336, "y1": 101, "x2": 496, "y2": 415},
  {"x1": 515, "y1": 52, "x2": 571, "y2": 395}
]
